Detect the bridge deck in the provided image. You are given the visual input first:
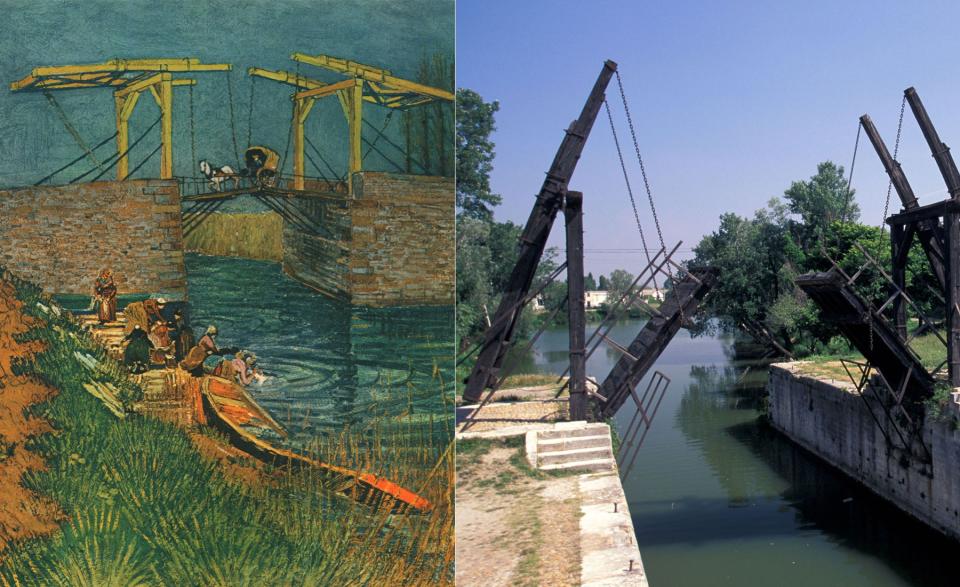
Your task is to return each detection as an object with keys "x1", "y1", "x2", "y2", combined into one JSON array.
[
  {"x1": 597, "y1": 267, "x2": 717, "y2": 418},
  {"x1": 181, "y1": 186, "x2": 348, "y2": 203},
  {"x1": 796, "y1": 270, "x2": 934, "y2": 400}
]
